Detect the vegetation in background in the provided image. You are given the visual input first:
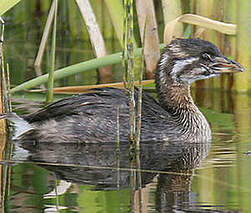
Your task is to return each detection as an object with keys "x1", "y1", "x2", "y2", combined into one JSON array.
[
  {"x1": 1, "y1": 0, "x2": 249, "y2": 94},
  {"x1": 1, "y1": 1, "x2": 251, "y2": 212}
]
